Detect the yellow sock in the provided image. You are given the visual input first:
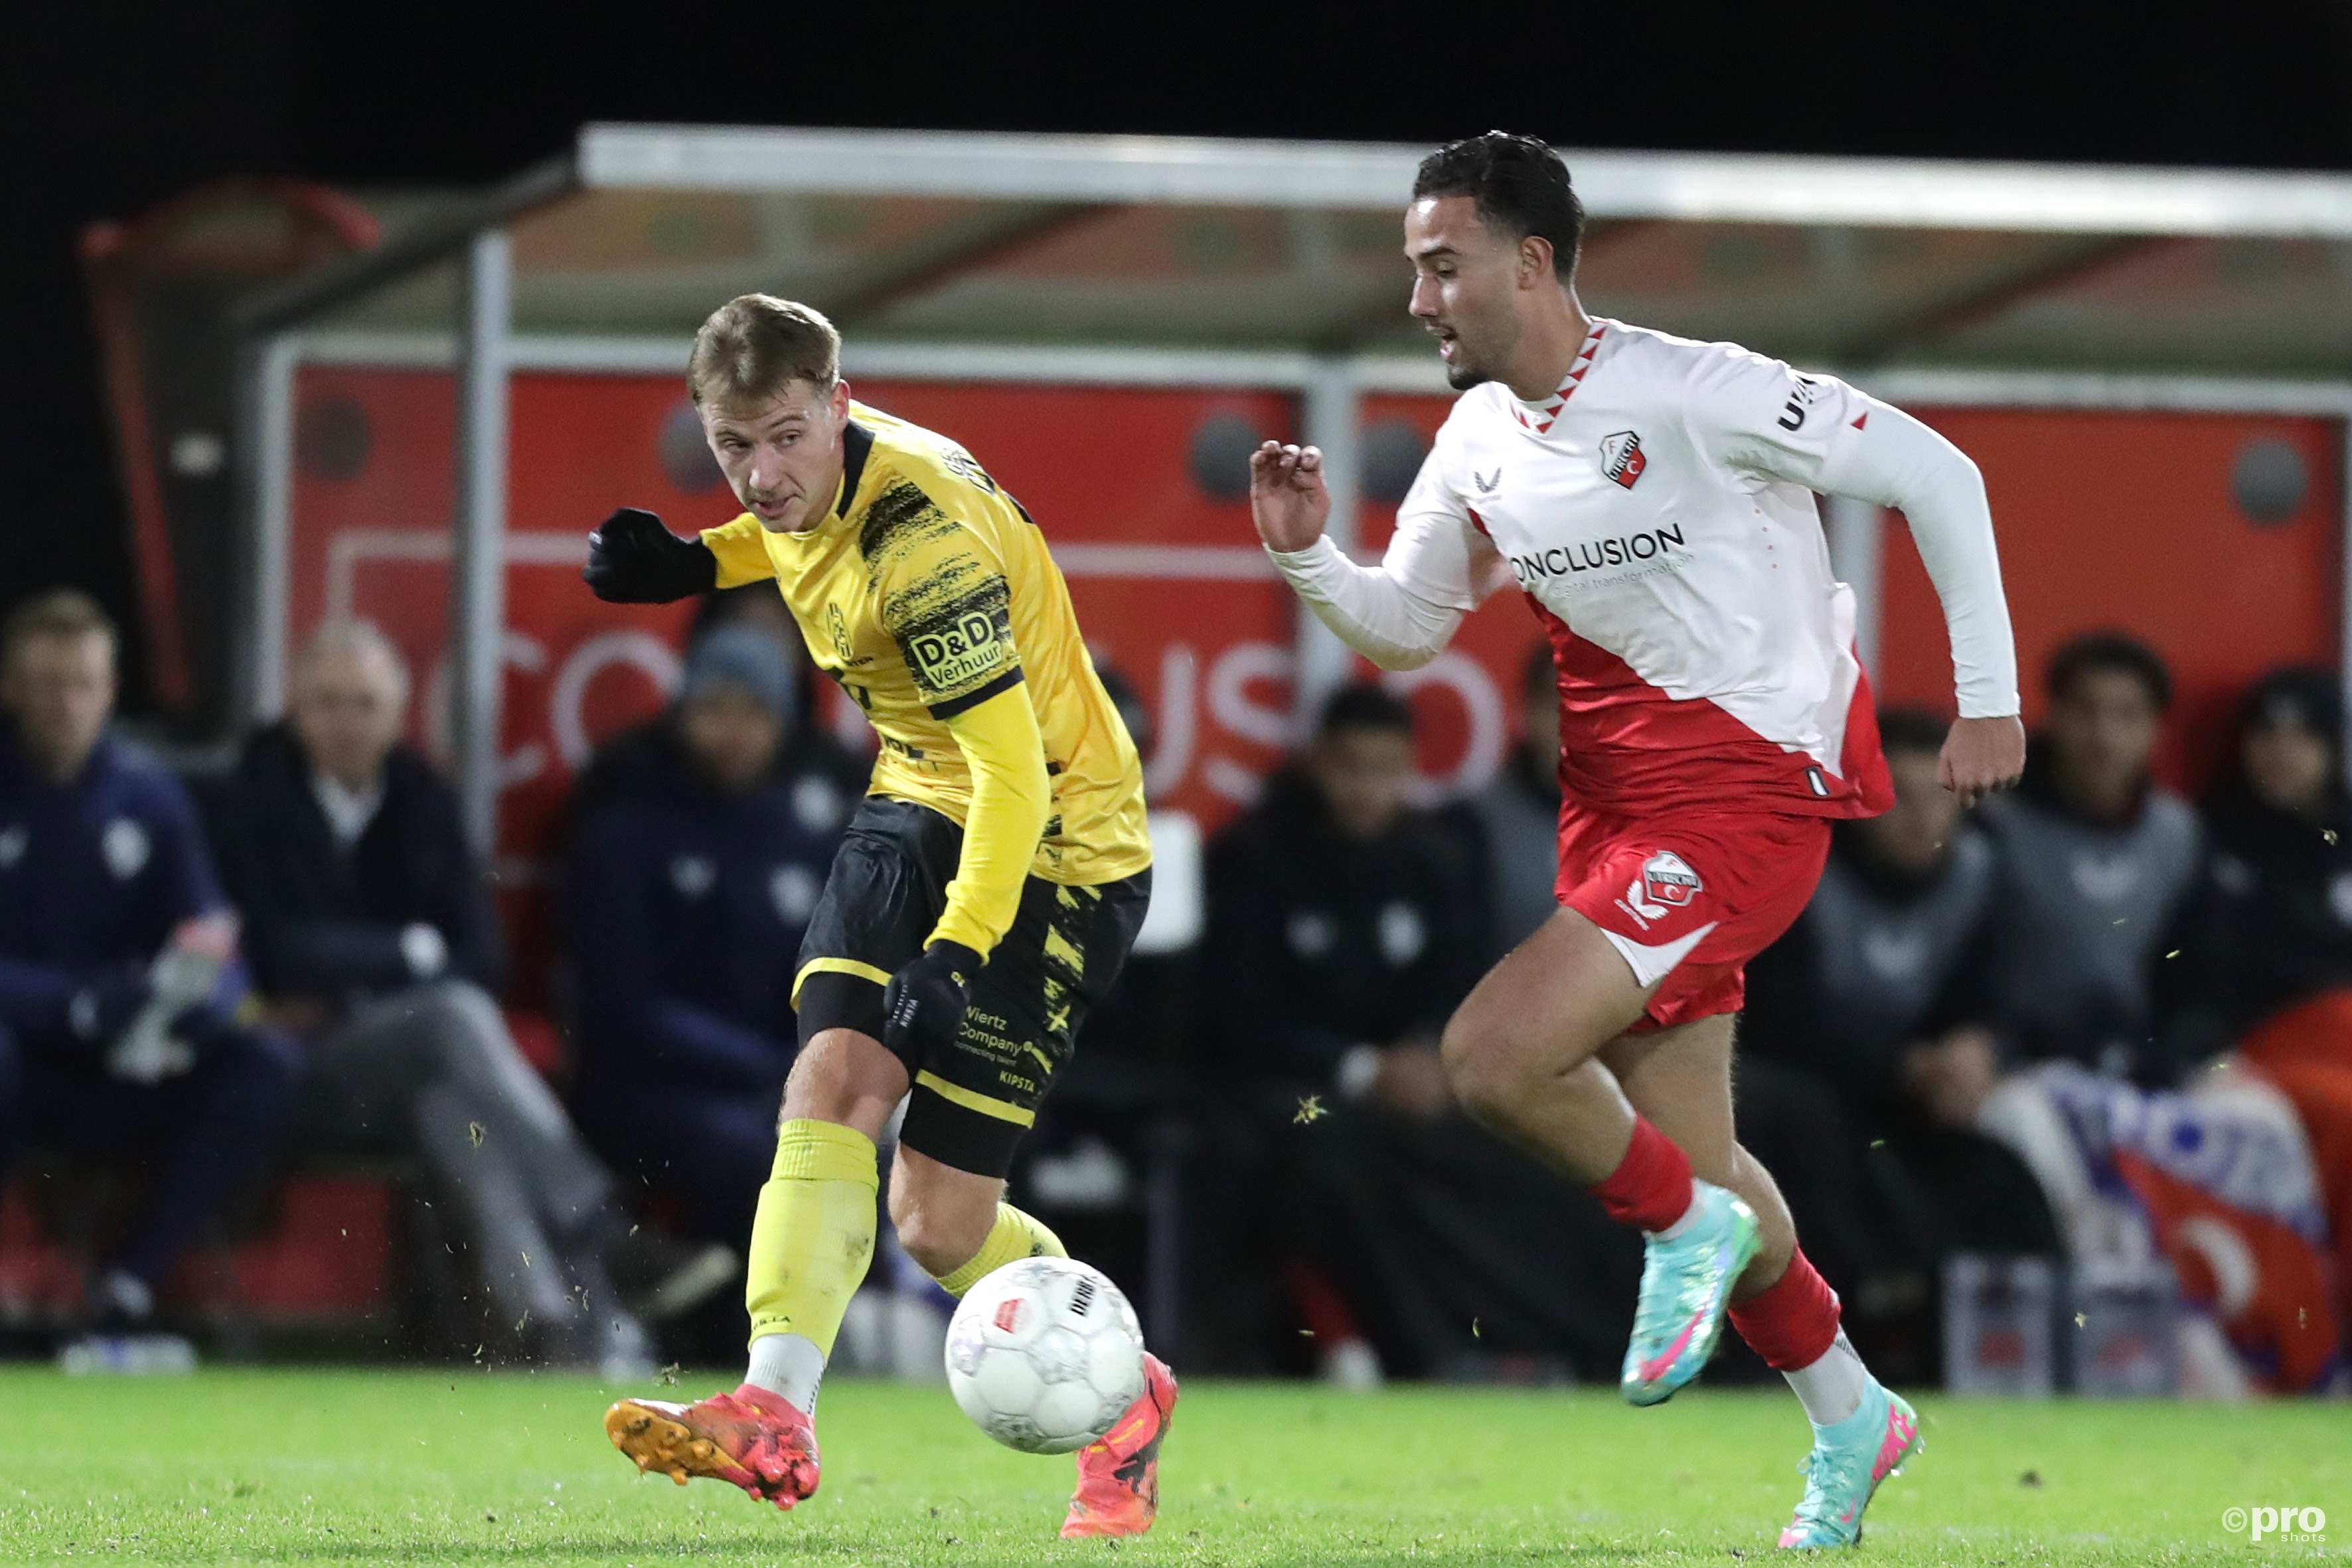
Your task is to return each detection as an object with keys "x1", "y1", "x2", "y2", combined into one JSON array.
[
  {"x1": 745, "y1": 1120, "x2": 879, "y2": 1354},
  {"x1": 931, "y1": 1204, "x2": 1067, "y2": 1297}
]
